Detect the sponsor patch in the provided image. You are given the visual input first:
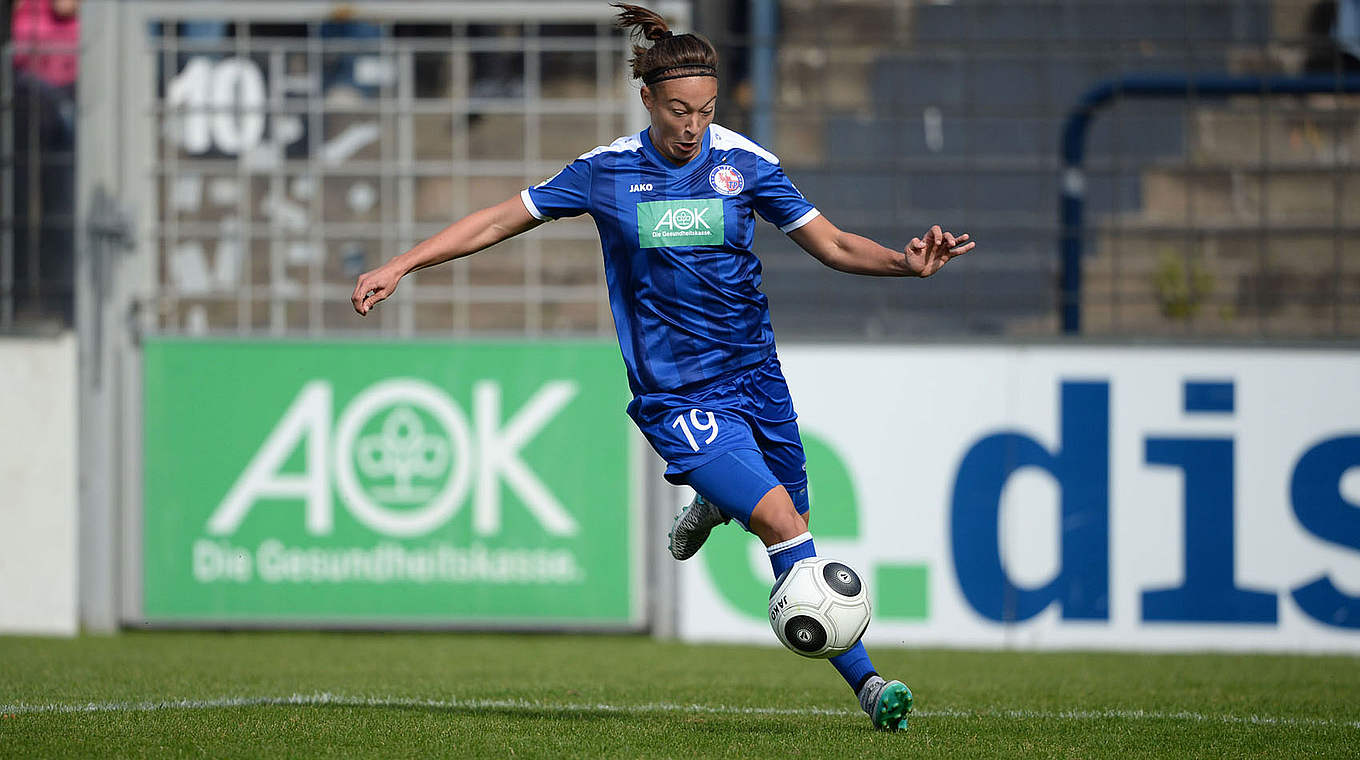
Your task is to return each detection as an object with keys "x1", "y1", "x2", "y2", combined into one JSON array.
[{"x1": 636, "y1": 199, "x2": 725, "y2": 248}]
